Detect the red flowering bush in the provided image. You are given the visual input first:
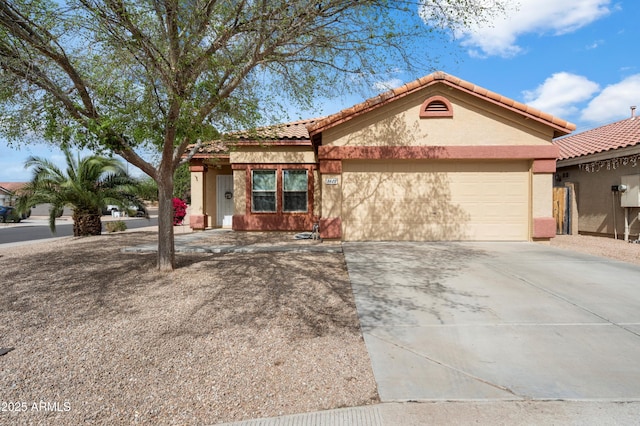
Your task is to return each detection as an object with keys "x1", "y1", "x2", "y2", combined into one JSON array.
[{"x1": 172, "y1": 198, "x2": 187, "y2": 226}]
